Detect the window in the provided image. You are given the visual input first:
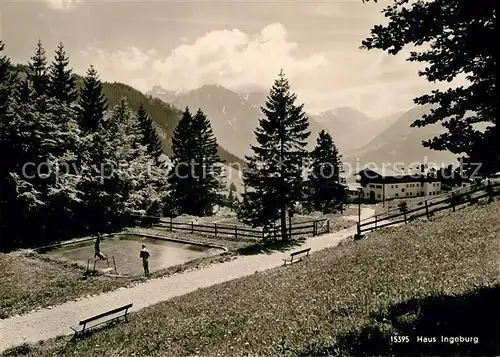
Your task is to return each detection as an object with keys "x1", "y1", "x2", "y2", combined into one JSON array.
[
  {"x1": 391, "y1": 185, "x2": 394, "y2": 189},
  {"x1": 395, "y1": 185, "x2": 398, "y2": 188},
  {"x1": 410, "y1": 192, "x2": 413, "y2": 196},
  {"x1": 395, "y1": 193, "x2": 399, "y2": 197},
  {"x1": 369, "y1": 184, "x2": 375, "y2": 188},
  {"x1": 401, "y1": 188, "x2": 405, "y2": 192},
  {"x1": 377, "y1": 194, "x2": 381, "y2": 198}
]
